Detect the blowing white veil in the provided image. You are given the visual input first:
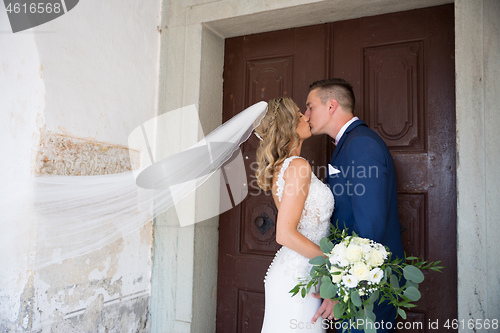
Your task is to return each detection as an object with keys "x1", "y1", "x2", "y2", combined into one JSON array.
[{"x1": 0, "y1": 101, "x2": 268, "y2": 271}]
